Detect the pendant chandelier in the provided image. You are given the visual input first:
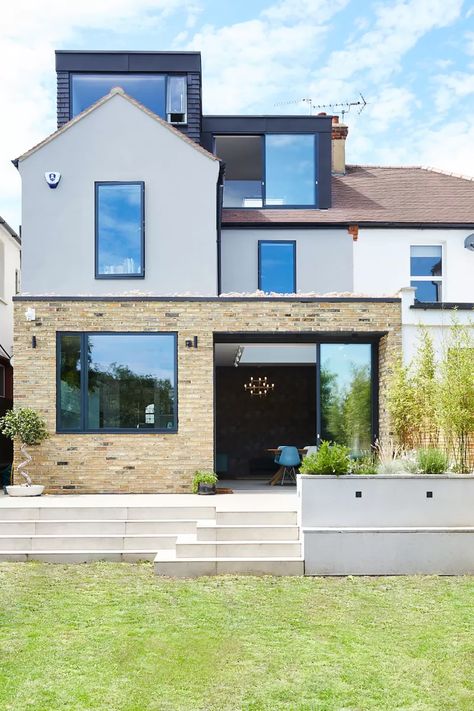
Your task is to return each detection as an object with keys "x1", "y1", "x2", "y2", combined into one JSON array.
[{"x1": 244, "y1": 376, "x2": 275, "y2": 396}]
